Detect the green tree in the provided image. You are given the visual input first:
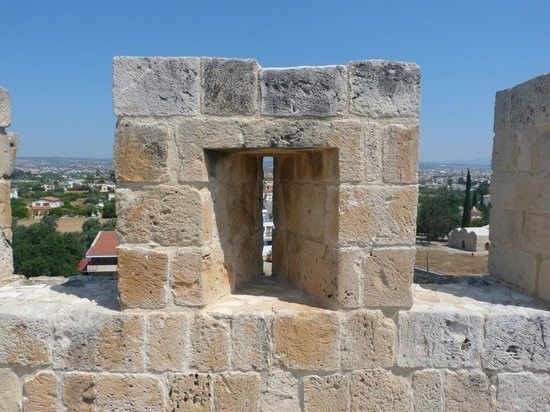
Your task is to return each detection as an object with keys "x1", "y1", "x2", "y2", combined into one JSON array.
[
  {"x1": 80, "y1": 218, "x2": 116, "y2": 248},
  {"x1": 102, "y1": 201, "x2": 116, "y2": 218},
  {"x1": 417, "y1": 189, "x2": 461, "y2": 240},
  {"x1": 10, "y1": 198, "x2": 29, "y2": 218},
  {"x1": 461, "y1": 169, "x2": 472, "y2": 228},
  {"x1": 12, "y1": 223, "x2": 86, "y2": 277}
]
